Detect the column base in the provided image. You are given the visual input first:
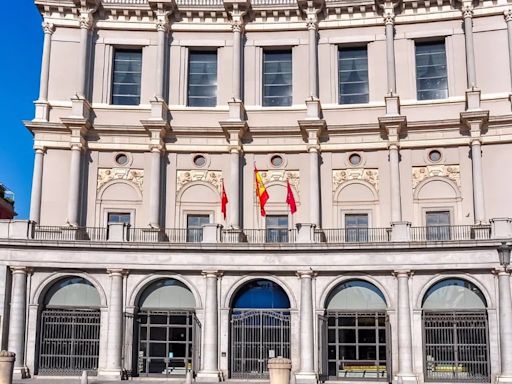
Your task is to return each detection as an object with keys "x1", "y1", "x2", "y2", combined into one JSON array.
[
  {"x1": 496, "y1": 375, "x2": 512, "y2": 383},
  {"x1": 393, "y1": 374, "x2": 418, "y2": 384},
  {"x1": 196, "y1": 370, "x2": 221, "y2": 382},
  {"x1": 13, "y1": 366, "x2": 29, "y2": 379},
  {"x1": 97, "y1": 368, "x2": 122, "y2": 380},
  {"x1": 295, "y1": 371, "x2": 317, "y2": 384}
]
